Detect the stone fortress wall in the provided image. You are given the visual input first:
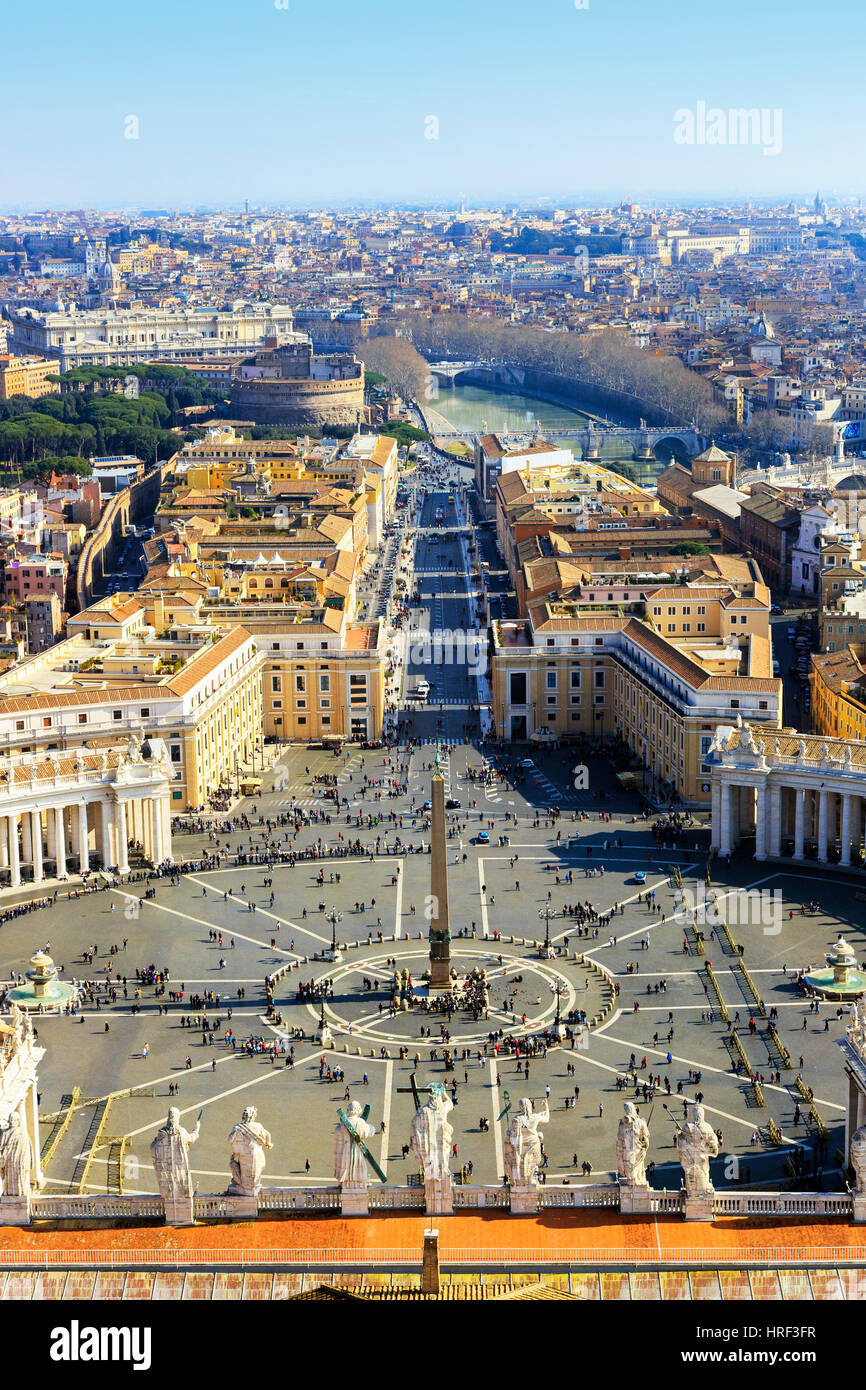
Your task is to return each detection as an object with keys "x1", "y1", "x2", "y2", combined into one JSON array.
[{"x1": 229, "y1": 372, "x2": 366, "y2": 427}]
